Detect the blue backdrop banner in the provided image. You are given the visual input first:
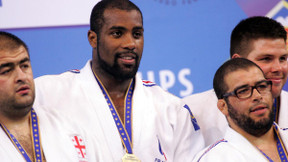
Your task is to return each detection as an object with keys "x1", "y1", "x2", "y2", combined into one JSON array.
[{"x1": 1, "y1": 0, "x2": 288, "y2": 97}]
